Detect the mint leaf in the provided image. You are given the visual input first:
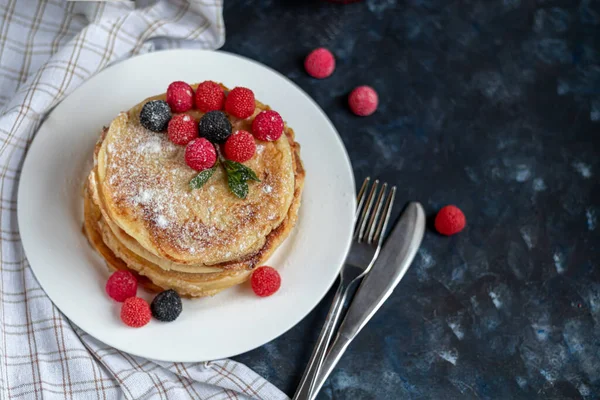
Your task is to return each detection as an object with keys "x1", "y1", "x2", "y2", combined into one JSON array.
[
  {"x1": 238, "y1": 163, "x2": 260, "y2": 182},
  {"x1": 189, "y1": 166, "x2": 216, "y2": 190},
  {"x1": 227, "y1": 173, "x2": 249, "y2": 199},
  {"x1": 223, "y1": 160, "x2": 260, "y2": 182}
]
